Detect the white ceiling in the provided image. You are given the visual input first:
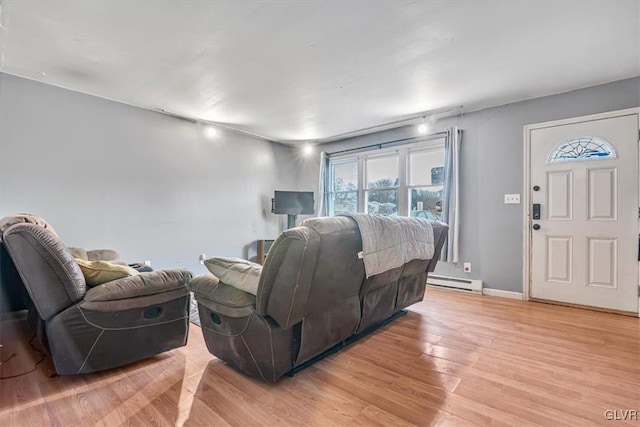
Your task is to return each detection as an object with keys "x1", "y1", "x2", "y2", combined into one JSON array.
[{"x1": 1, "y1": 1, "x2": 638, "y2": 143}]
